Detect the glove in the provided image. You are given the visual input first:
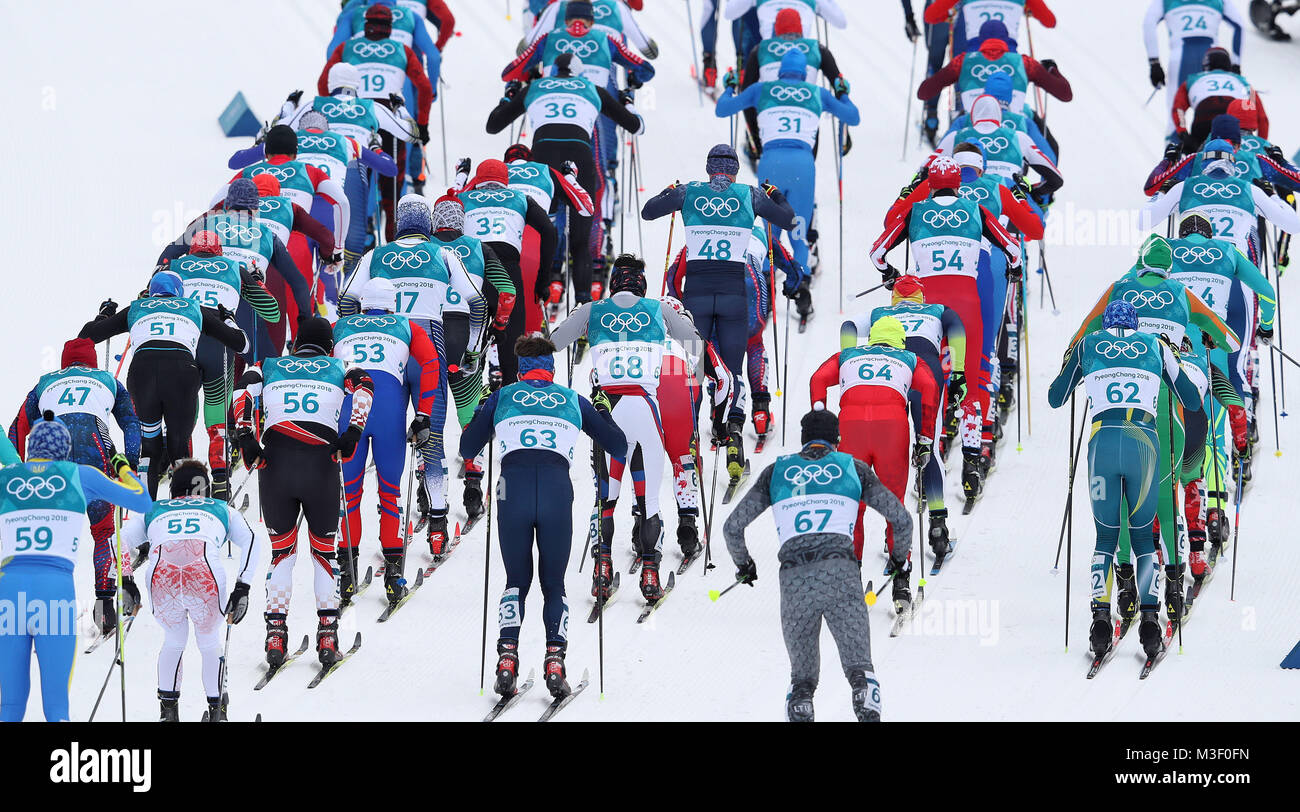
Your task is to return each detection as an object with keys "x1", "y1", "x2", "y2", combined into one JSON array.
[
  {"x1": 561, "y1": 159, "x2": 579, "y2": 177},
  {"x1": 948, "y1": 371, "x2": 968, "y2": 403},
  {"x1": 1006, "y1": 261, "x2": 1024, "y2": 283},
  {"x1": 489, "y1": 326, "x2": 508, "y2": 351},
  {"x1": 121, "y1": 577, "x2": 141, "y2": 616},
  {"x1": 1254, "y1": 177, "x2": 1277, "y2": 197},
  {"x1": 286, "y1": 89, "x2": 304, "y2": 105},
  {"x1": 1149, "y1": 58, "x2": 1165, "y2": 89},
  {"x1": 833, "y1": 77, "x2": 851, "y2": 98},
  {"x1": 590, "y1": 387, "x2": 612, "y2": 415},
  {"x1": 456, "y1": 157, "x2": 473, "y2": 178},
  {"x1": 1040, "y1": 58, "x2": 1059, "y2": 74},
  {"x1": 331, "y1": 425, "x2": 362, "y2": 461},
  {"x1": 93, "y1": 594, "x2": 118, "y2": 637},
  {"x1": 723, "y1": 68, "x2": 739, "y2": 89},
  {"x1": 1200, "y1": 330, "x2": 1218, "y2": 350},
  {"x1": 502, "y1": 80, "x2": 523, "y2": 103},
  {"x1": 226, "y1": 581, "x2": 250, "y2": 624},
  {"x1": 641, "y1": 38, "x2": 659, "y2": 60},
  {"x1": 388, "y1": 92, "x2": 406, "y2": 108},
  {"x1": 217, "y1": 303, "x2": 238, "y2": 323},
  {"x1": 626, "y1": 74, "x2": 644, "y2": 90},
  {"x1": 881, "y1": 264, "x2": 901, "y2": 289},
  {"x1": 1257, "y1": 324, "x2": 1274, "y2": 344},
  {"x1": 619, "y1": 88, "x2": 637, "y2": 106},
  {"x1": 1265, "y1": 144, "x2": 1286, "y2": 163},
  {"x1": 782, "y1": 273, "x2": 803, "y2": 299},
  {"x1": 736, "y1": 558, "x2": 758, "y2": 586},
  {"x1": 1163, "y1": 139, "x2": 1183, "y2": 162},
  {"x1": 407, "y1": 413, "x2": 431, "y2": 447},
  {"x1": 888, "y1": 554, "x2": 911, "y2": 579},
  {"x1": 912, "y1": 437, "x2": 933, "y2": 470},
  {"x1": 1230, "y1": 62, "x2": 1241, "y2": 74},
  {"x1": 237, "y1": 429, "x2": 265, "y2": 470},
  {"x1": 905, "y1": 14, "x2": 920, "y2": 42},
  {"x1": 840, "y1": 128, "x2": 853, "y2": 157},
  {"x1": 418, "y1": 123, "x2": 431, "y2": 145},
  {"x1": 108, "y1": 453, "x2": 133, "y2": 480},
  {"x1": 98, "y1": 299, "x2": 118, "y2": 319}
]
